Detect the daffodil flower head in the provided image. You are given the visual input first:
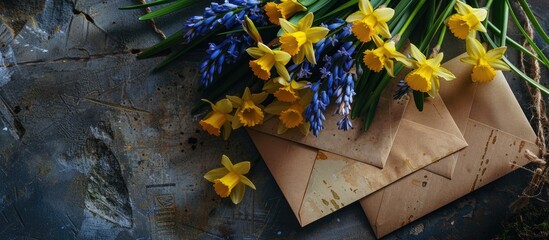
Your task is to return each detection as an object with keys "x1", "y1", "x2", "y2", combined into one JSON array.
[
  {"x1": 226, "y1": 87, "x2": 268, "y2": 128},
  {"x1": 345, "y1": 0, "x2": 394, "y2": 43},
  {"x1": 204, "y1": 155, "x2": 256, "y2": 204},
  {"x1": 279, "y1": 13, "x2": 329, "y2": 64},
  {"x1": 363, "y1": 35, "x2": 407, "y2": 76},
  {"x1": 271, "y1": 77, "x2": 310, "y2": 102},
  {"x1": 403, "y1": 44, "x2": 456, "y2": 97},
  {"x1": 447, "y1": 1, "x2": 487, "y2": 39},
  {"x1": 461, "y1": 37, "x2": 510, "y2": 83},
  {"x1": 264, "y1": 89, "x2": 312, "y2": 135},
  {"x1": 265, "y1": 0, "x2": 307, "y2": 25},
  {"x1": 199, "y1": 99, "x2": 234, "y2": 140},
  {"x1": 247, "y1": 42, "x2": 292, "y2": 80}
]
